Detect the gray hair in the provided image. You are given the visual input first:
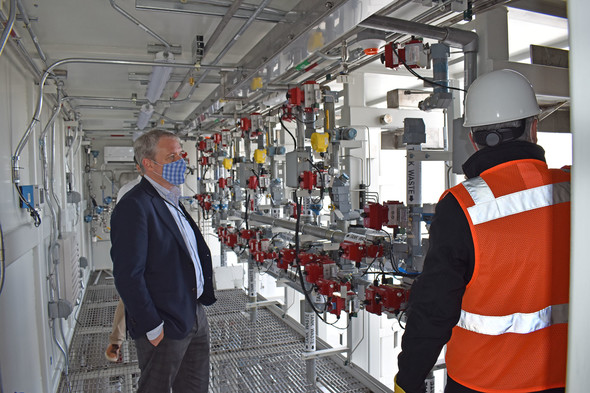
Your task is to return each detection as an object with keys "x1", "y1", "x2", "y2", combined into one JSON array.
[{"x1": 134, "y1": 129, "x2": 181, "y2": 172}]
